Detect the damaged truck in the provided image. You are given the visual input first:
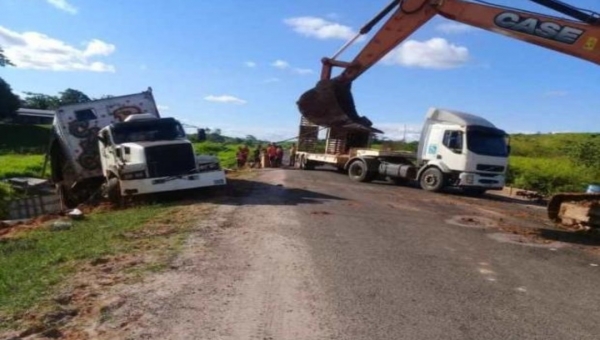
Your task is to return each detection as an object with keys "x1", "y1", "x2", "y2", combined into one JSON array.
[{"x1": 49, "y1": 87, "x2": 226, "y2": 208}]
